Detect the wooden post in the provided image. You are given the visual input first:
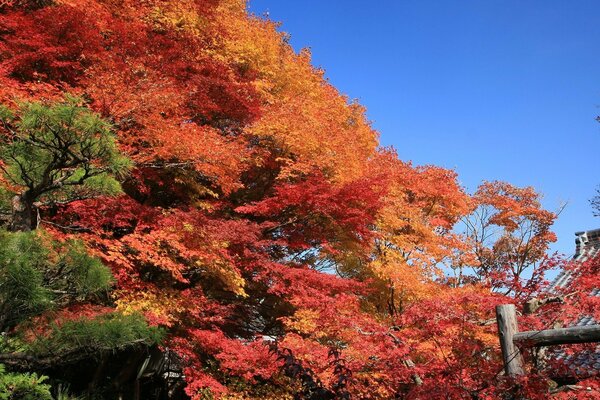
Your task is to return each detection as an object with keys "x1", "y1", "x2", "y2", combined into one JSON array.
[{"x1": 496, "y1": 304, "x2": 524, "y2": 376}]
